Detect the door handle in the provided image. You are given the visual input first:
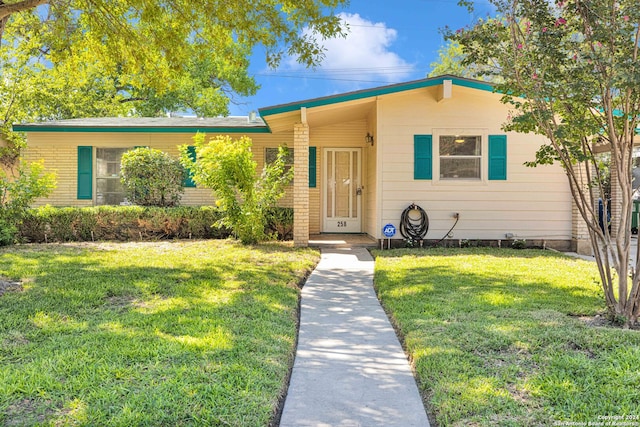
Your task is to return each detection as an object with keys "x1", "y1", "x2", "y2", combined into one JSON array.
[{"x1": 356, "y1": 186, "x2": 363, "y2": 196}]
